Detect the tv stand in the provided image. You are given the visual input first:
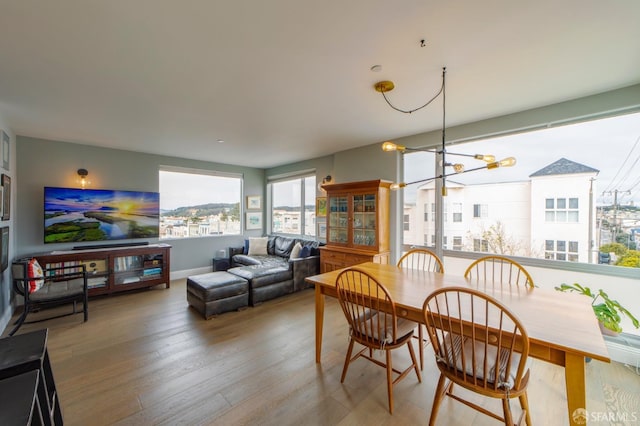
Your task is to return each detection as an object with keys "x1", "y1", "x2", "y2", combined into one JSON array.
[
  {"x1": 34, "y1": 243, "x2": 171, "y2": 296},
  {"x1": 72, "y1": 241, "x2": 149, "y2": 250}
]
